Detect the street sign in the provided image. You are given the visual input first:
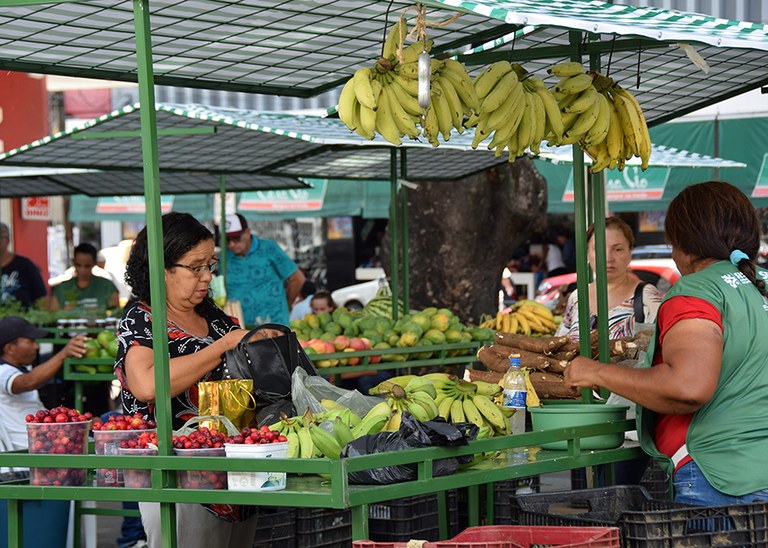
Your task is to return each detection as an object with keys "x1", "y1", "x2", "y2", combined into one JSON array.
[
  {"x1": 238, "y1": 181, "x2": 327, "y2": 212},
  {"x1": 563, "y1": 166, "x2": 671, "y2": 202},
  {"x1": 21, "y1": 196, "x2": 51, "y2": 220},
  {"x1": 95, "y1": 196, "x2": 174, "y2": 214}
]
